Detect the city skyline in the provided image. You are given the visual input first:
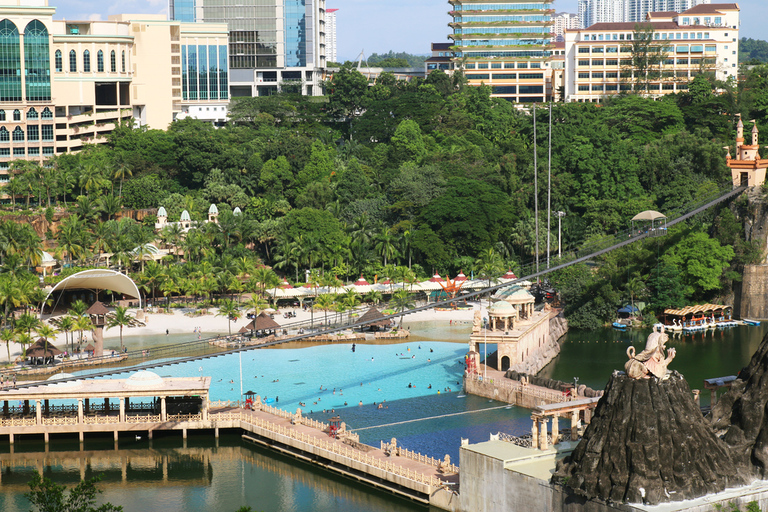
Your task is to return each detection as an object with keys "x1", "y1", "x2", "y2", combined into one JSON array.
[{"x1": 55, "y1": 0, "x2": 765, "y2": 61}]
